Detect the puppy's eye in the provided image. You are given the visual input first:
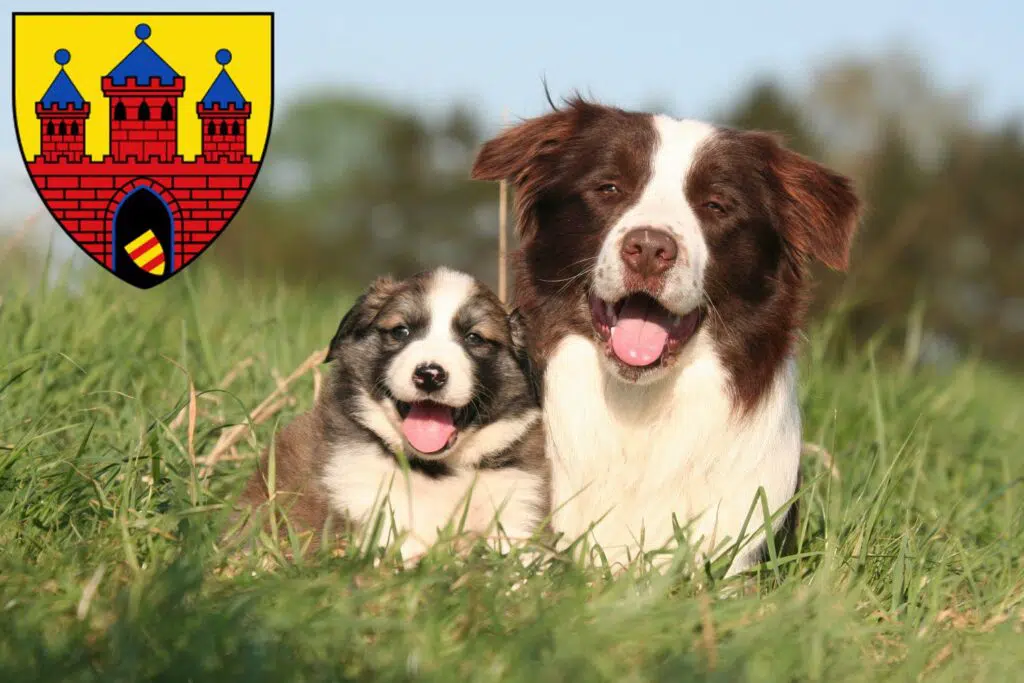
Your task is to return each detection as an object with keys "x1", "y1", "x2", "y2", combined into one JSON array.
[
  {"x1": 704, "y1": 200, "x2": 726, "y2": 215},
  {"x1": 597, "y1": 183, "x2": 619, "y2": 194},
  {"x1": 464, "y1": 332, "x2": 485, "y2": 346},
  {"x1": 389, "y1": 325, "x2": 410, "y2": 341}
]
